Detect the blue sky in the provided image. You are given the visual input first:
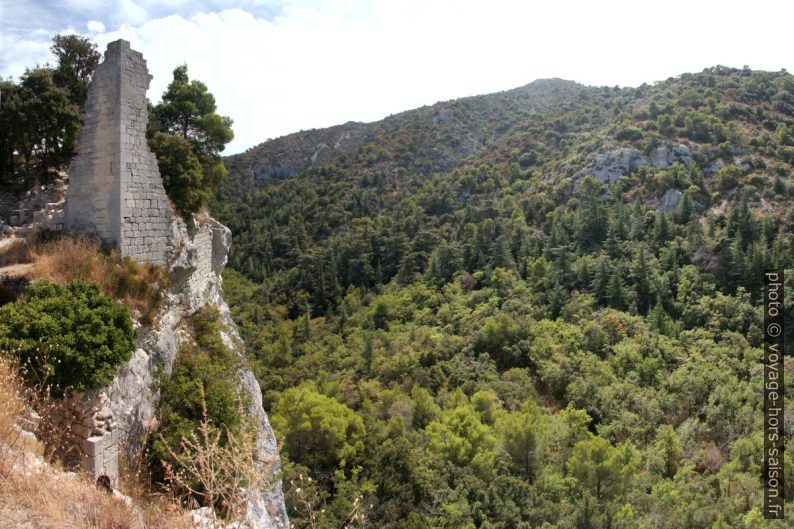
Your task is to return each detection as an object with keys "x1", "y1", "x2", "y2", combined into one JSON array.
[{"x1": 2, "y1": 0, "x2": 793, "y2": 154}]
